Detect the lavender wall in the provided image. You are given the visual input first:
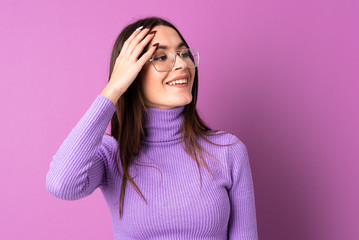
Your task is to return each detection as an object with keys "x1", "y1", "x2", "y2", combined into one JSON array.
[{"x1": 1, "y1": 0, "x2": 358, "y2": 239}]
